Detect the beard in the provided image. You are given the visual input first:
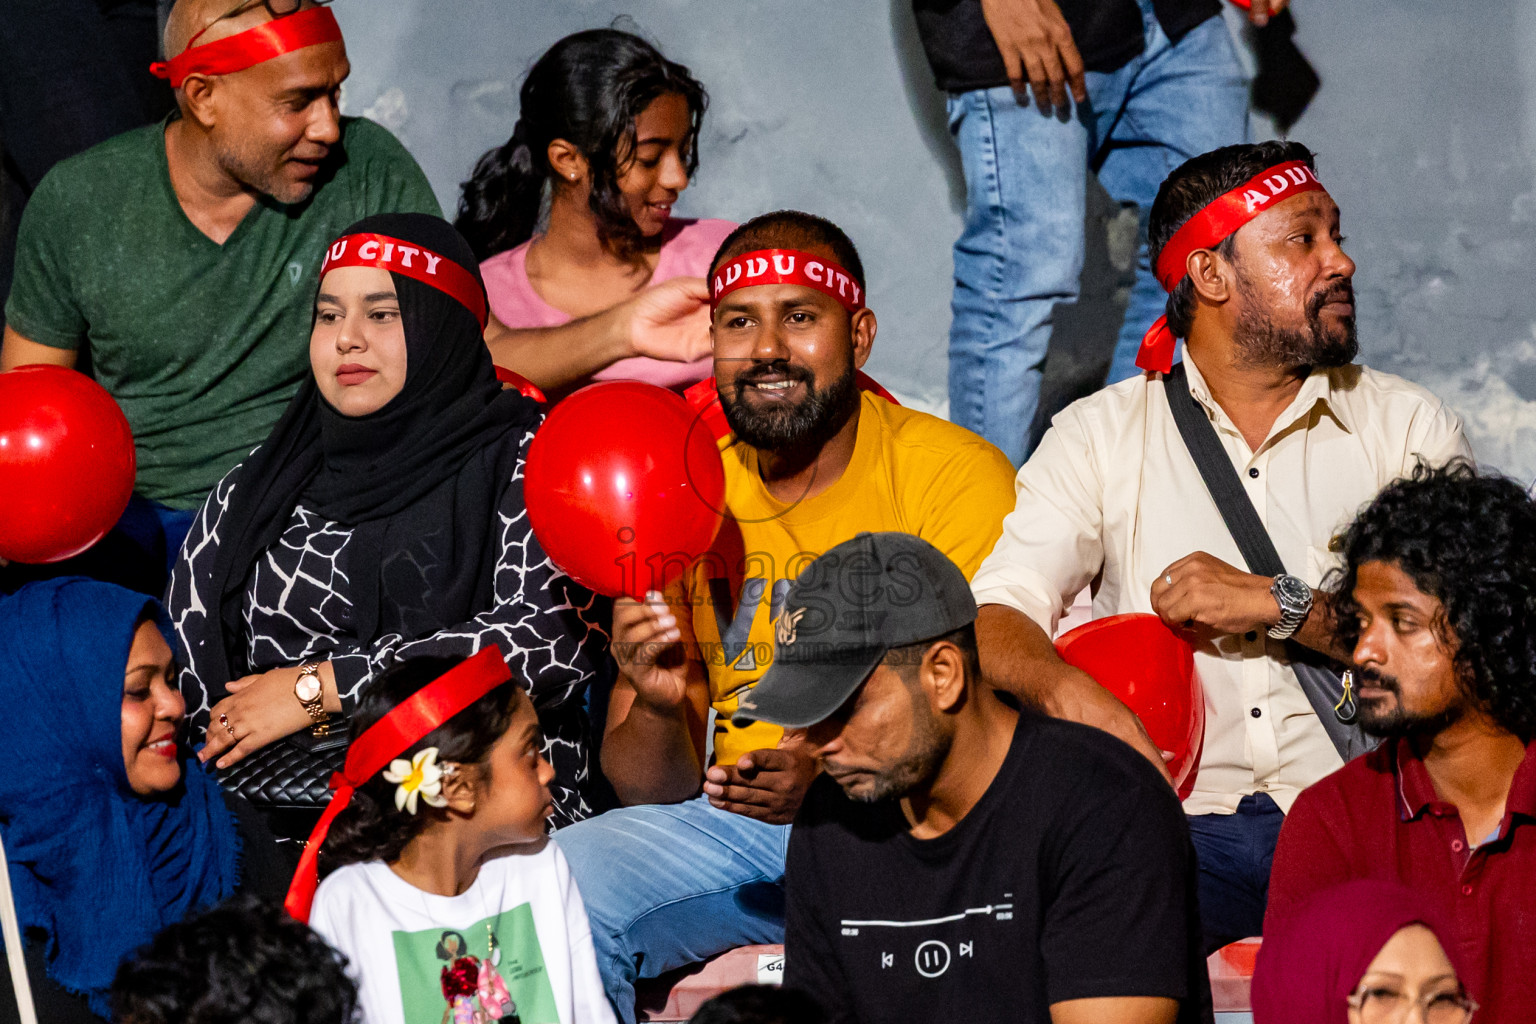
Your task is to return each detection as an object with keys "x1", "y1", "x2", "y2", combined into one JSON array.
[
  {"x1": 832, "y1": 693, "x2": 952, "y2": 805},
  {"x1": 1233, "y1": 274, "x2": 1358, "y2": 371},
  {"x1": 1355, "y1": 666, "x2": 1464, "y2": 740},
  {"x1": 214, "y1": 136, "x2": 316, "y2": 206},
  {"x1": 719, "y1": 357, "x2": 858, "y2": 454}
]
